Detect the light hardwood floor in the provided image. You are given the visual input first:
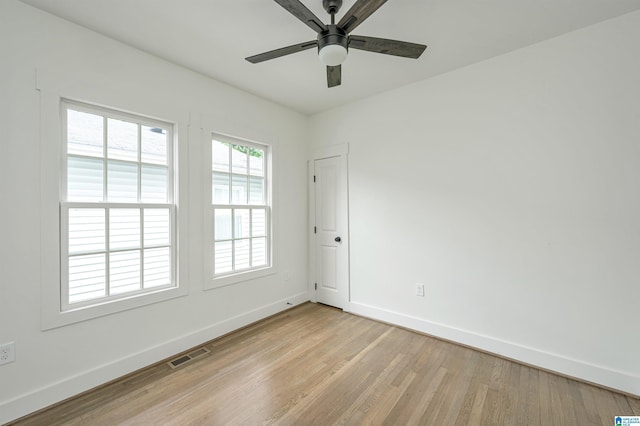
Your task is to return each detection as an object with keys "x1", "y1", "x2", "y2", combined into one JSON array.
[{"x1": 12, "y1": 303, "x2": 640, "y2": 425}]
